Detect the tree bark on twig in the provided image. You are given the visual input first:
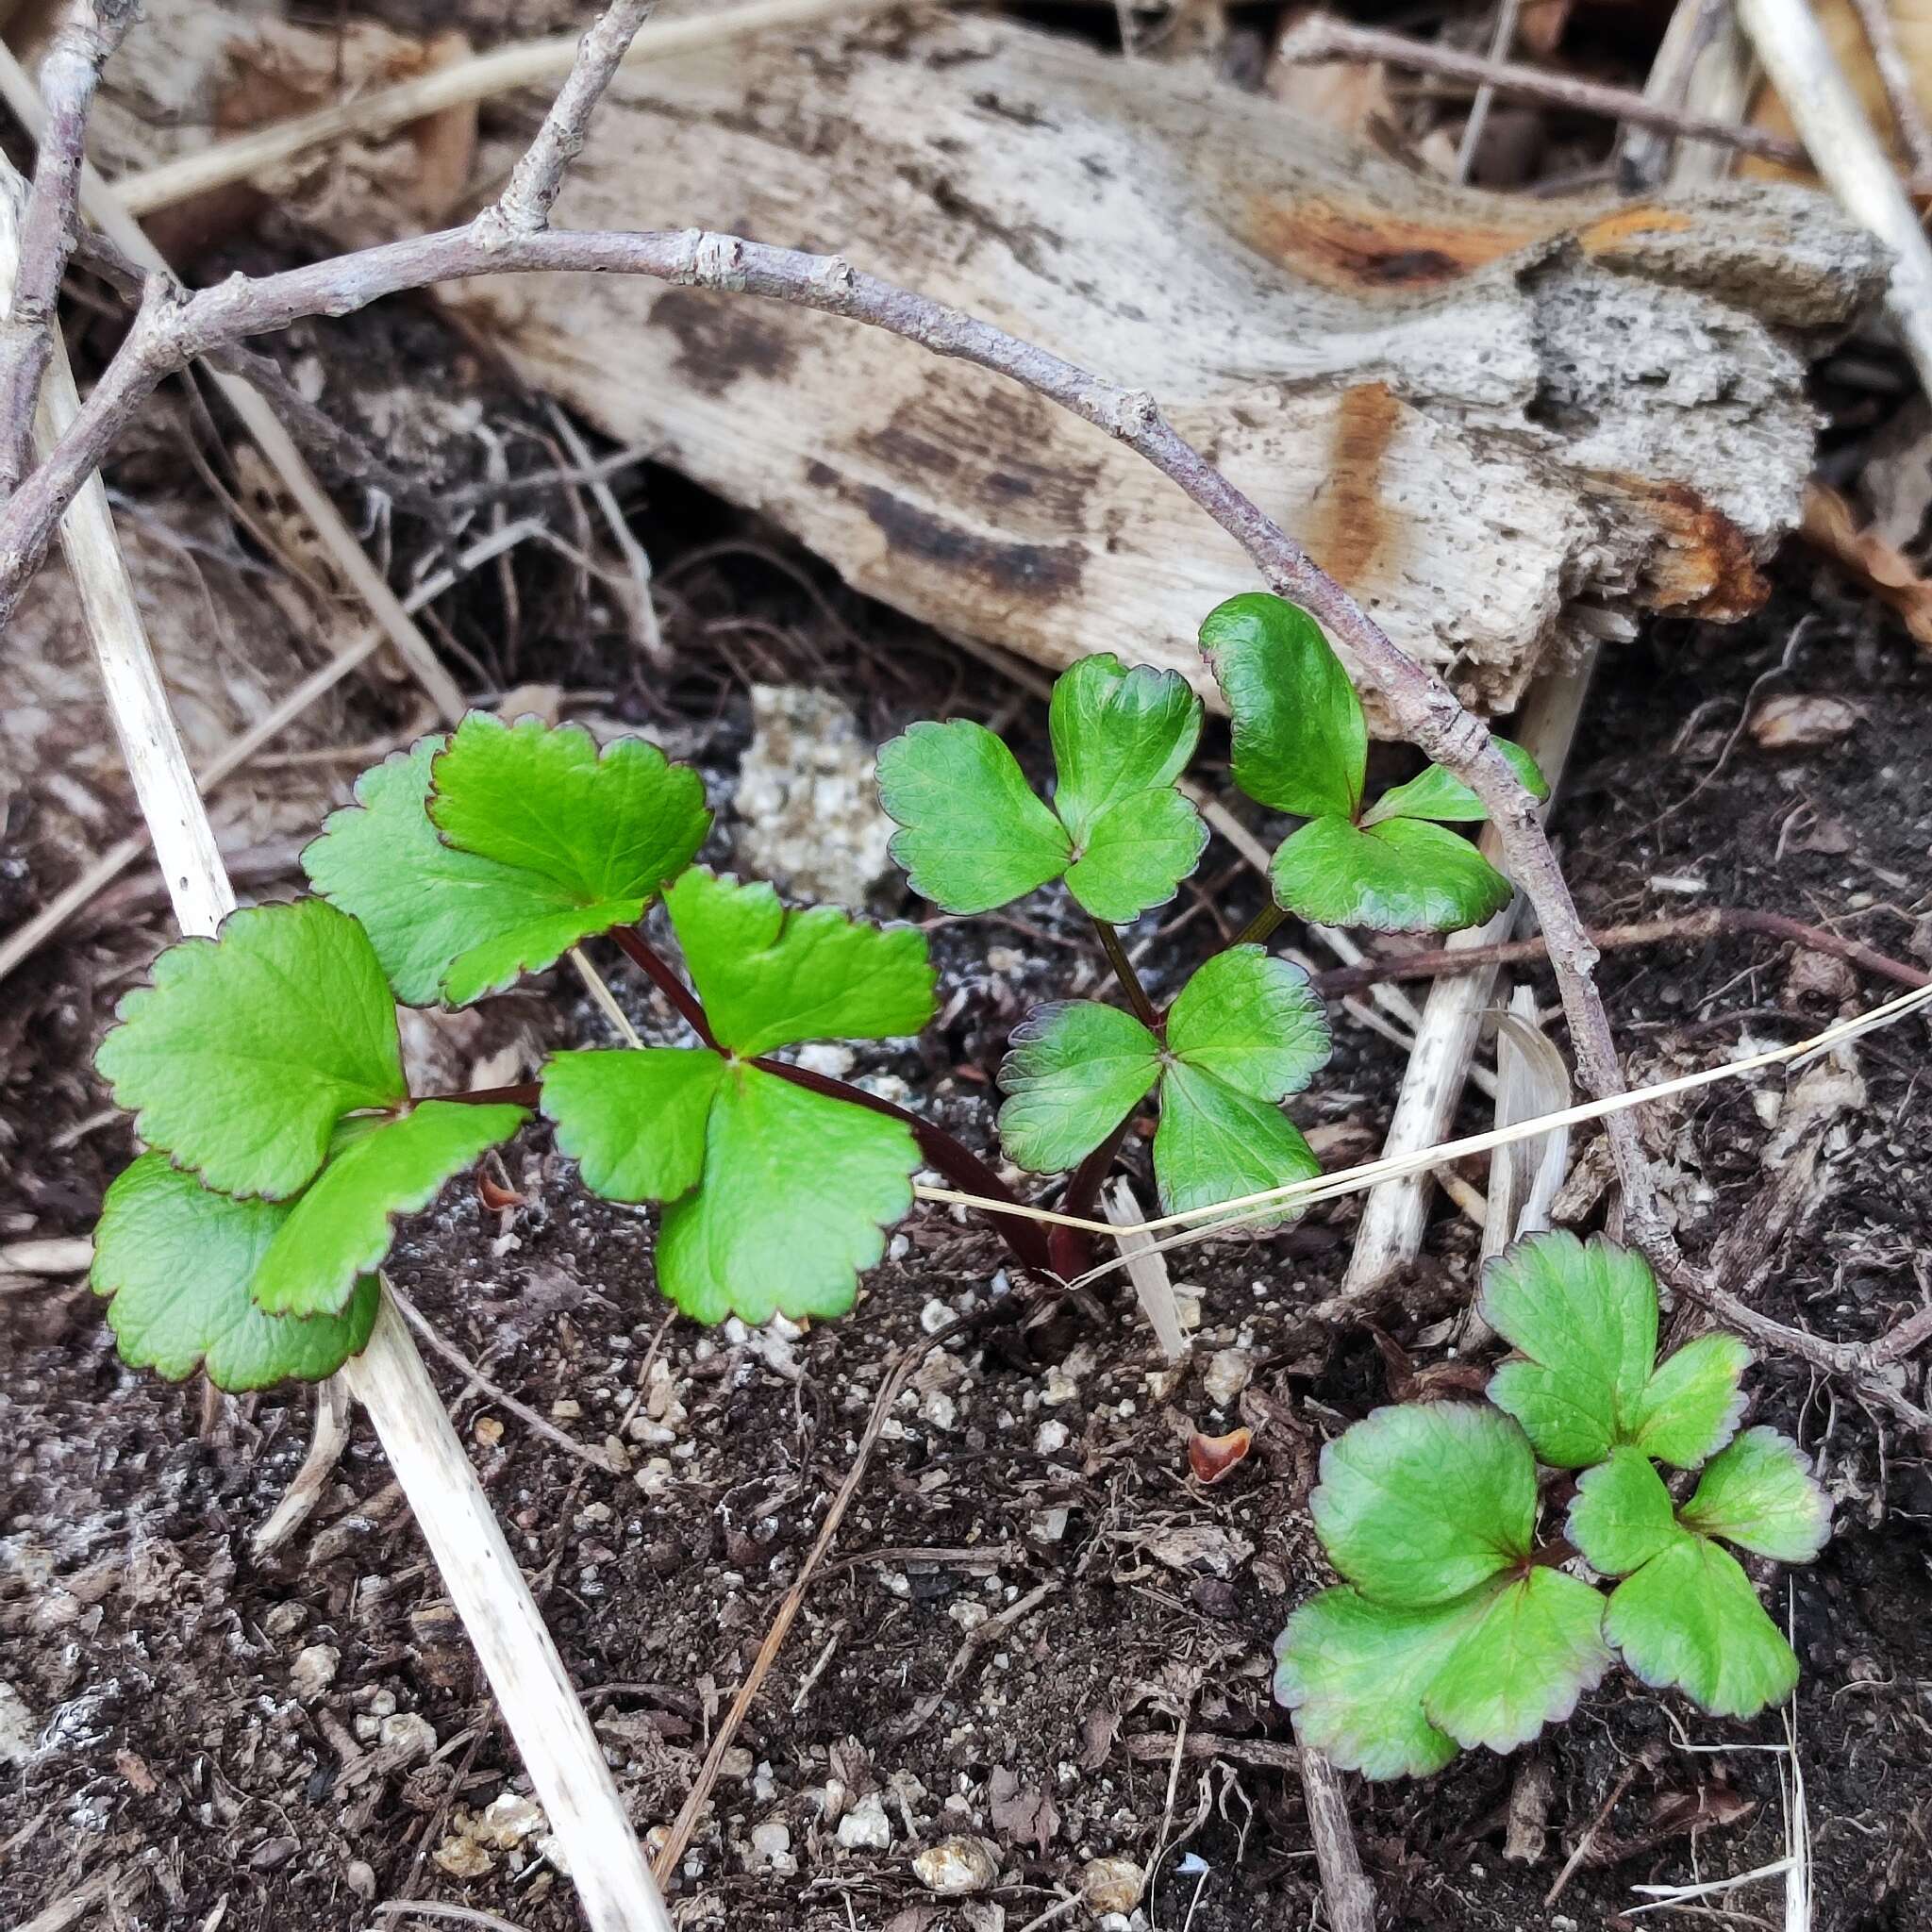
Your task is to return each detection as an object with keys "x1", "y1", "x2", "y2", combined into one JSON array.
[{"x1": 0, "y1": 0, "x2": 137, "y2": 497}]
